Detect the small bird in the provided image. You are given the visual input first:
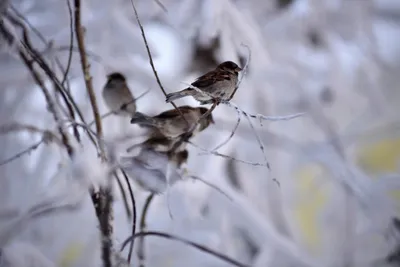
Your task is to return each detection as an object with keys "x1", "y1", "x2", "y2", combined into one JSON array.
[
  {"x1": 102, "y1": 72, "x2": 136, "y2": 117},
  {"x1": 130, "y1": 106, "x2": 214, "y2": 139},
  {"x1": 165, "y1": 61, "x2": 242, "y2": 104}
]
